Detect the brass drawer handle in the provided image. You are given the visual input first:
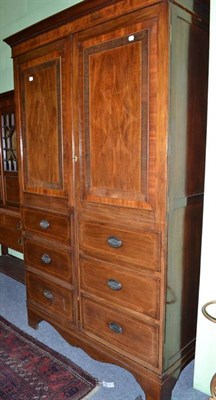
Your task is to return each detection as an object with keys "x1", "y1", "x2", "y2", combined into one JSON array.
[
  {"x1": 107, "y1": 236, "x2": 123, "y2": 249},
  {"x1": 39, "y1": 219, "x2": 50, "y2": 230},
  {"x1": 41, "y1": 254, "x2": 51, "y2": 264},
  {"x1": 107, "y1": 279, "x2": 122, "y2": 291},
  {"x1": 43, "y1": 289, "x2": 53, "y2": 300},
  {"x1": 17, "y1": 237, "x2": 23, "y2": 246},
  {"x1": 108, "y1": 322, "x2": 123, "y2": 334},
  {"x1": 16, "y1": 221, "x2": 22, "y2": 230}
]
